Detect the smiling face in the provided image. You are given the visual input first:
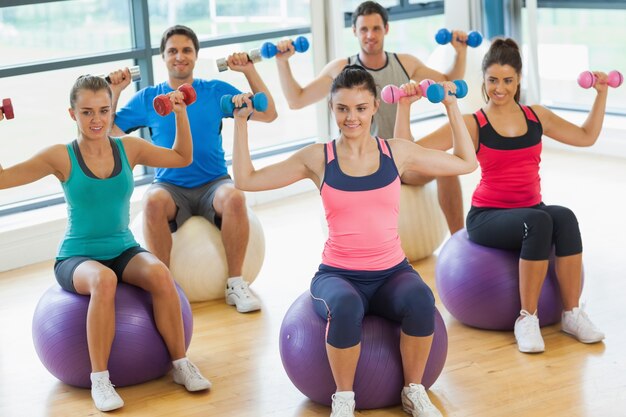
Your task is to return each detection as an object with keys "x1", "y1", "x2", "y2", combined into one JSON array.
[
  {"x1": 484, "y1": 64, "x2": 521, "y2": 105},
  {"x1": 353, "y1": 13, "x2": 388, "y2": 56},
  {"x1": 162, "y1": 34, "x2": 198, "y2": 82},
  {"x1": 330, "y1": 86, "x2": 378, "y2": 138},
  {"x1": 69, "y1": 88, "x2": 112, "y2": 141}
]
